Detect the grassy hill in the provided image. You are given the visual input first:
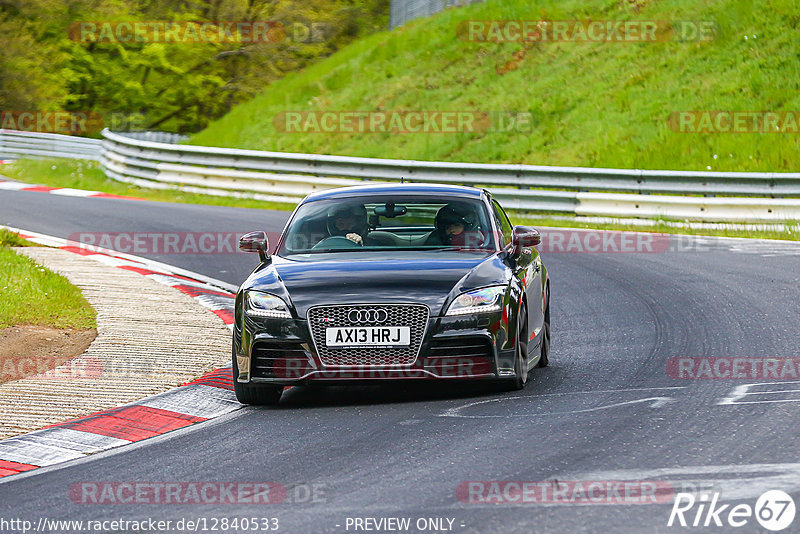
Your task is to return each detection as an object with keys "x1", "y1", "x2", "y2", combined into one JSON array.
[{"x1": 190, "y1": 0, "x2": 800, "y2": 173}]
